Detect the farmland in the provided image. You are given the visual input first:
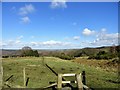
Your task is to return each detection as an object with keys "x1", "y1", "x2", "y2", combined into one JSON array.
[{"x1": 2, "y1": 57, "x2": 119, "y2": 89}]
